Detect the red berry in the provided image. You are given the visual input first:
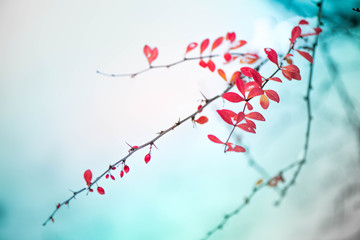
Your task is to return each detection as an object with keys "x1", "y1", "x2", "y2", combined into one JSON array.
[
  {"x1": 124, "y1": 165, "x2": 130, "y2": 173},
  {"x1": 120, "y1": 171, "x2": 124, "y2": 178},
  {"x1": 144, "y1": 154, "x2": 151, "y2": 164}
]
